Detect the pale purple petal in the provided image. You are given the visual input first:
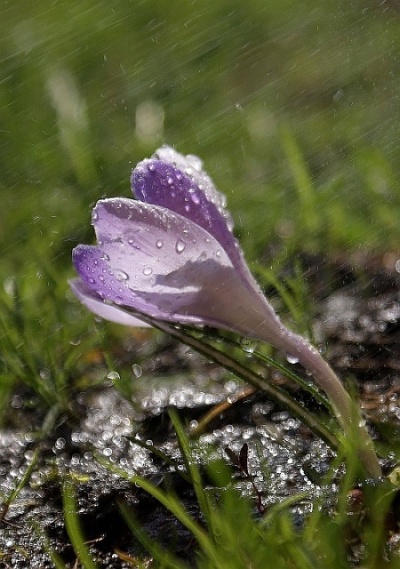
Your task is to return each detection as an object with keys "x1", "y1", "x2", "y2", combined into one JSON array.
[
  {"x1": 73, "y1": 197, "x2": 284, "y2": 341},
  {"x1": 91, "y1": 197, "x2": 235, "y2": 300},
  {"x1": 72, "y1": 244, "x2": 171, "y2": 321},
  {"x1": 69, "y1": 278, "x2": 151, "y2": 327}
]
